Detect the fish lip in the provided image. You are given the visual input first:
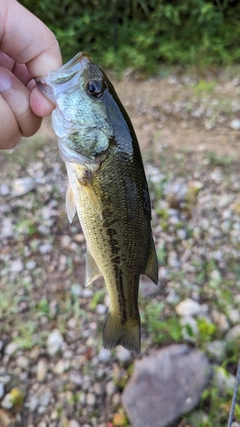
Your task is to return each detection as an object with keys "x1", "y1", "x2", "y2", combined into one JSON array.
[
  {"x1": 35, "y1": 52, "x2": 93, "y2": 102},
  {"x1": 35, "y1": 78, "x2": 56, "y2": 103}
]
